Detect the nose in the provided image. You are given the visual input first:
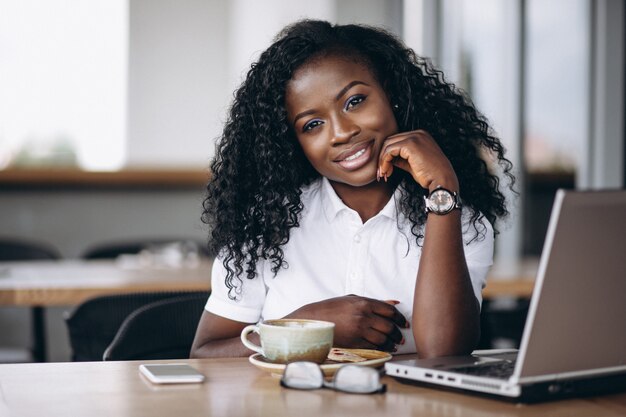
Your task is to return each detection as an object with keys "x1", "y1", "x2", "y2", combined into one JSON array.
[{"x1": 330, "y1": 114, "x2": 360, "y2": 145}]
